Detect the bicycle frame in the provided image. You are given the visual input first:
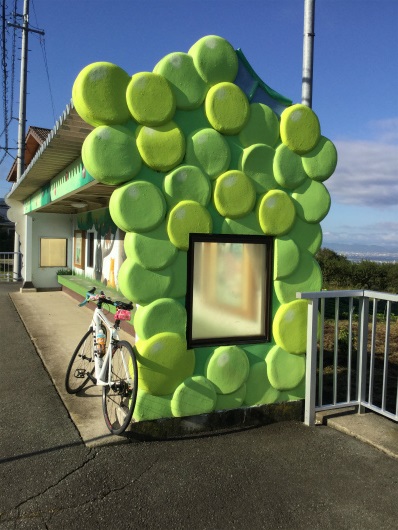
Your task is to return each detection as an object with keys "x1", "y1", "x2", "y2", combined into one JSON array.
[
  {"x1": 65, "y1": 288, "x2": 137, "y2": 434},
  {"x1": 91, "y1": 306, "x2": 120, "y2": 386}
]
